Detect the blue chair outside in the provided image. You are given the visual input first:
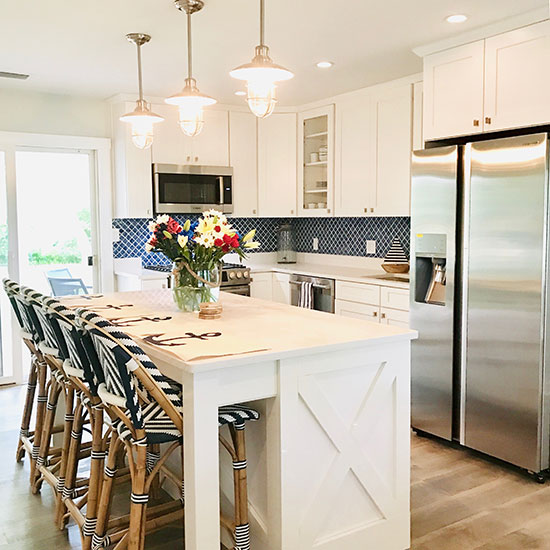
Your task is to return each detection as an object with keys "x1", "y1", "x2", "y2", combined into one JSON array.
[{"x1": 47, "y1": 277, "x2": 88, "y2": 297}]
